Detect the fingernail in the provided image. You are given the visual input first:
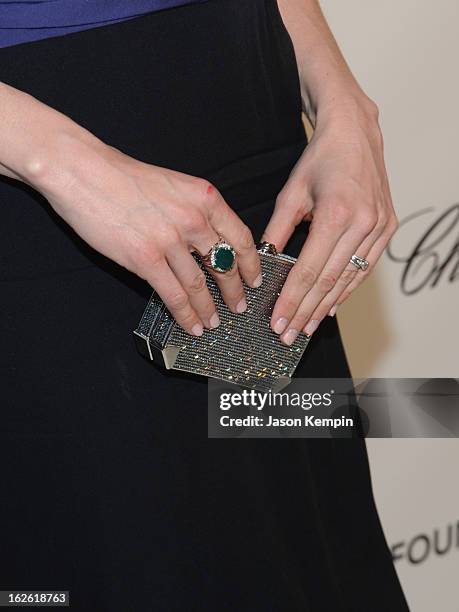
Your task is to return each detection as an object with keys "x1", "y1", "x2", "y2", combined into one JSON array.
[
  {"x1": 209, "y1": 312, "x2": 220, "y2": 328},
  {"x1": 304, "y1": 319, "x2": 319, "y2": 336},
  {"x1": 252, "y1": 273, "x2": 263, "y2": 288},
  {"x1": 191, "y1": 323, "x2": 204, "y2": 336},
  {"x1": 282, "y1": 328, "x2": 299, "y2": 346},
  {"x1": 273, "y1": 317, "x2": 288, "y2": 335},
  {"x1": 328, "y1": 305, "x2": 338, "y2": 317},
  {"x1": 236, "y1": 297, "x2": 247, "y2": 313}
]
